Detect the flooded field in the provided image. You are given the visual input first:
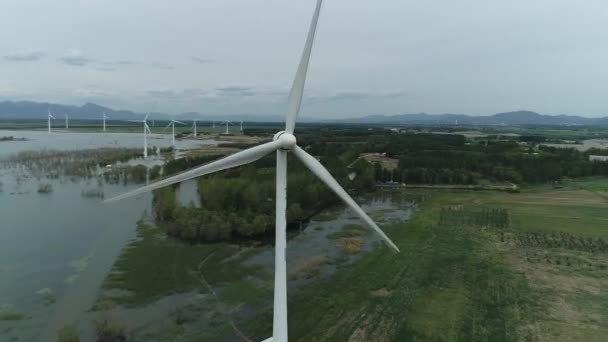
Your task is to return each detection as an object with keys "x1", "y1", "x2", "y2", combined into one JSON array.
[
  {"x1": 542, "y1": 139, "x2": 608, "y2": 151},
  {"x1": 0, "y1": 129, "x2": 417, "y2": 341},
  {"x1": 0, "y1": 130, "x2": 214, "y2": 160}
]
